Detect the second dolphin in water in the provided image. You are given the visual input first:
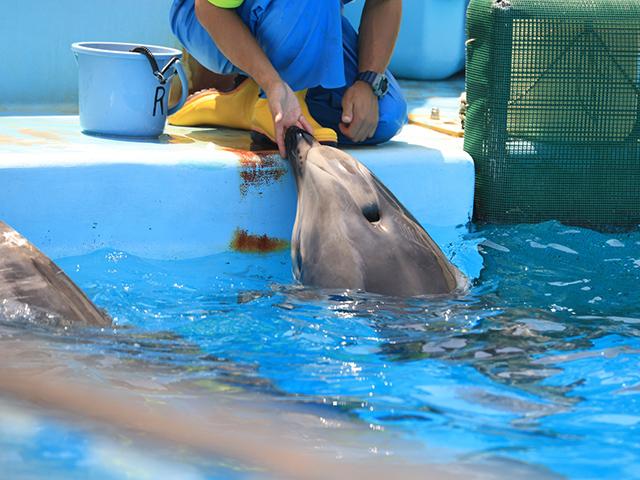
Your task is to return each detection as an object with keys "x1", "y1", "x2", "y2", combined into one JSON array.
[
  {"x1": 0, "y1": 221, "x2": 111, "y2": 327},
  {"x1": 284, "y1": 127, "x2": 466, "y2": 297}
]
